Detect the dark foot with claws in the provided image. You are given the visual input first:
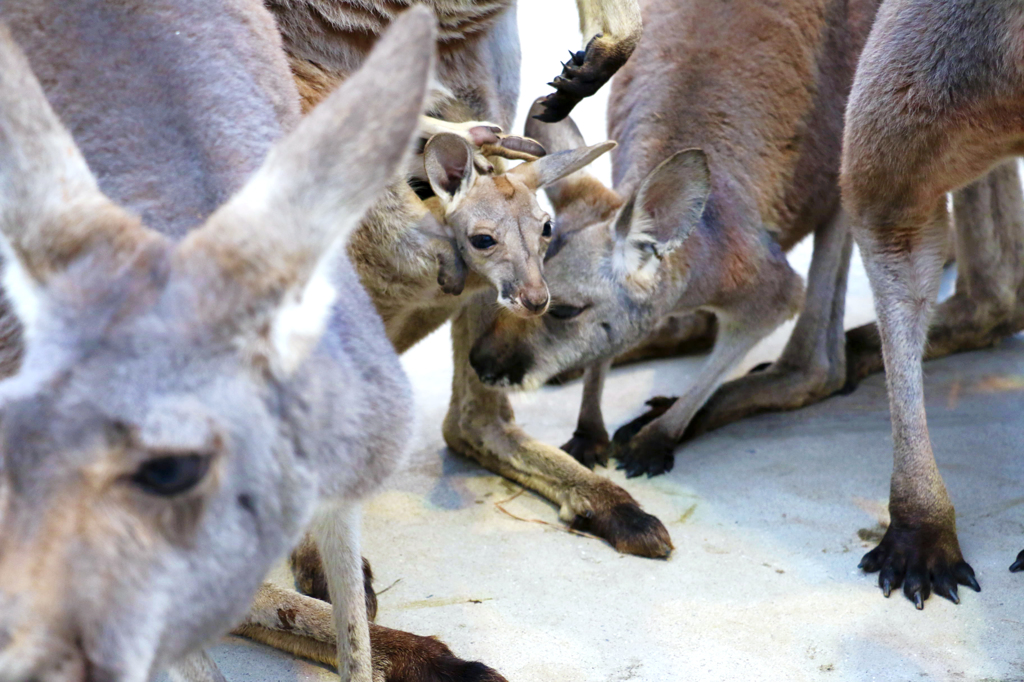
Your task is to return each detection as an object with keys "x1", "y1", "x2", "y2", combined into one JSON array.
[
  {"x1": 612, "y1": 427, "x2": 677, "y2": 478},
  {"x1": 859, "y1": 524, "x2": 979, "y2": 608},
  {"x1": 561, "y1": 428, "x2": 609, "y2": 469},
  {"x1": 370, "y1": 624, "x2": 509, "y2": 682},
  {"x1": 534, "y1": 35, "x2": 634, "y2": 122},
  {"x1": 571, "y1": 499, "x2": 673, "y2": 558},
  {"x1": 611, "y1": 396, "x2": 678, "y2": 448},
  {"x1": 1011, "y1": 549, "x2": 1024, "y2": 572}
]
